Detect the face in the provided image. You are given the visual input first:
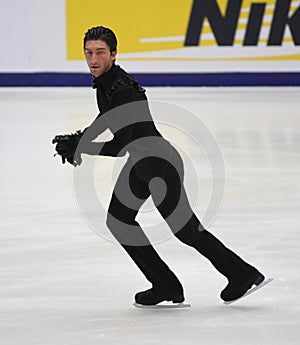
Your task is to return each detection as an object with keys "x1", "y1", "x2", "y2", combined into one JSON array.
[{"x1": 84, "y1": 40, "x2": 116, "y2": 77}]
